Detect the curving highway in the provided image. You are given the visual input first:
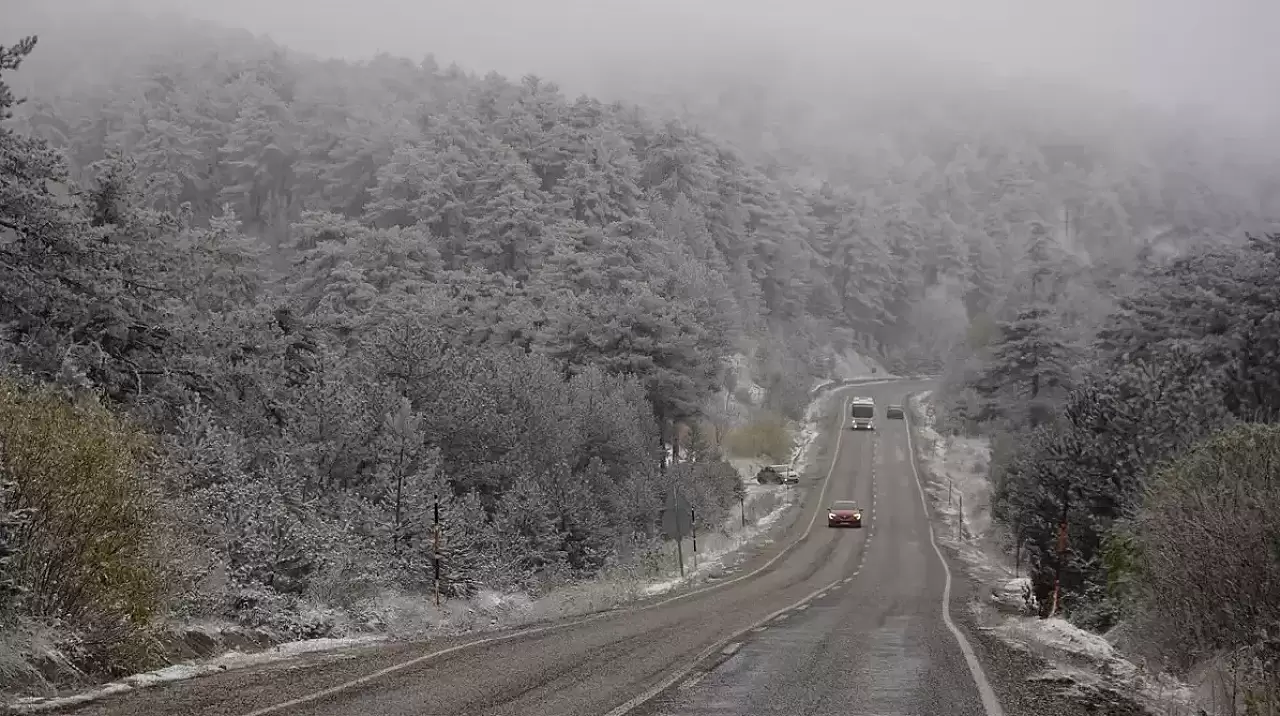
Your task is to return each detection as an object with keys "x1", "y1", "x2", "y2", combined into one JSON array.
[{"x1": 52, "y1": 379, "x2": 1002, "y2": 716}]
